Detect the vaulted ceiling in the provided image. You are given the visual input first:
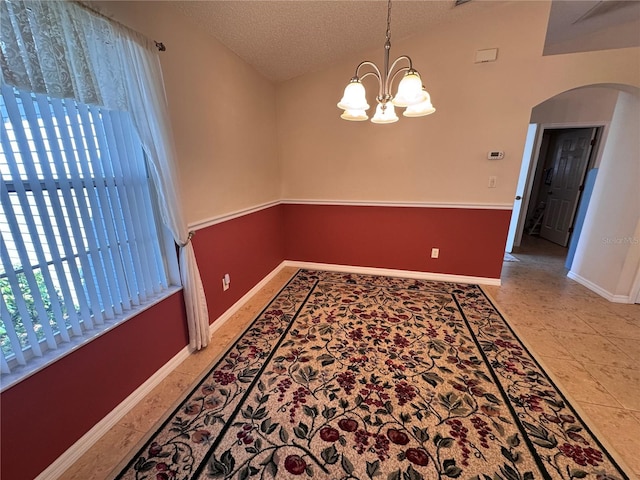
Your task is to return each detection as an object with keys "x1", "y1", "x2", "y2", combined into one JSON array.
[{"x1": 172, "y1": 0, "x2": 640, "y2": 83}]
